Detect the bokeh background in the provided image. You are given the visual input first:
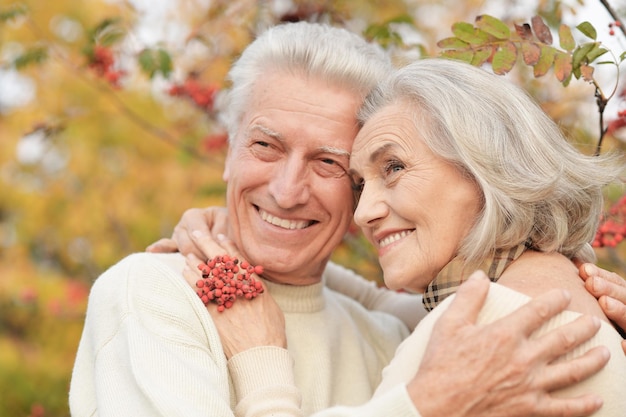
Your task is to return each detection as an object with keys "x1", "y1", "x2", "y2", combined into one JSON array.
[{"x1": 1, "y1": 0, "x2": 625, "y2": 416}]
